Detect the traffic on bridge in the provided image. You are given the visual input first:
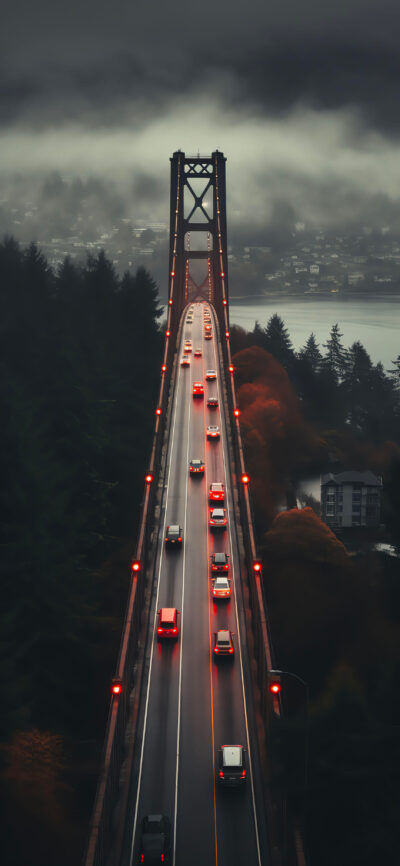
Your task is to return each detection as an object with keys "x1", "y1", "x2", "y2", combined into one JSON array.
[{"x1": 124, "y1": 302, "x2": 269, "y2": 865}]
